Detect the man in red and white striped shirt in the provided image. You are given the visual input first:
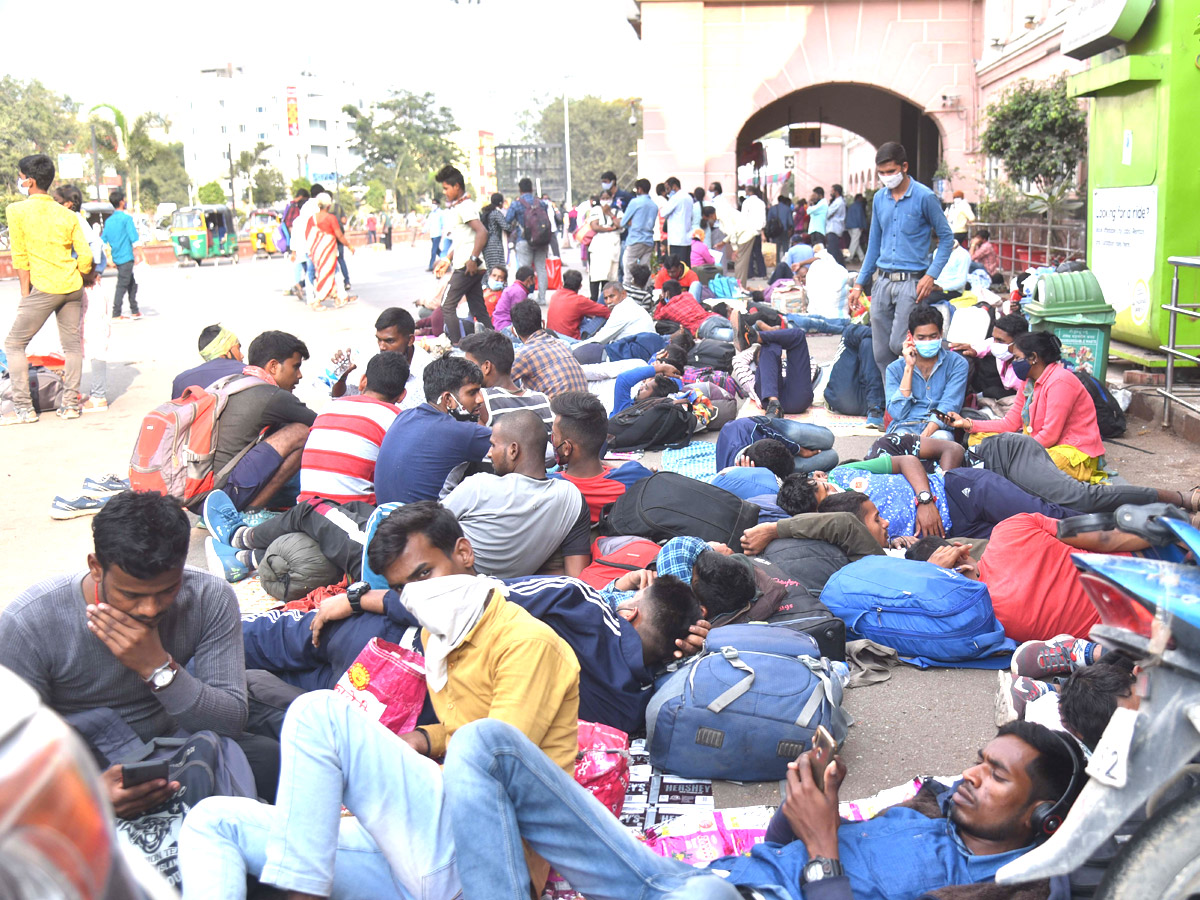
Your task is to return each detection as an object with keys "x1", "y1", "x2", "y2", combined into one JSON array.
[{"x1": 298, "y1": 353, "x2": 410, "y2": 504}]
